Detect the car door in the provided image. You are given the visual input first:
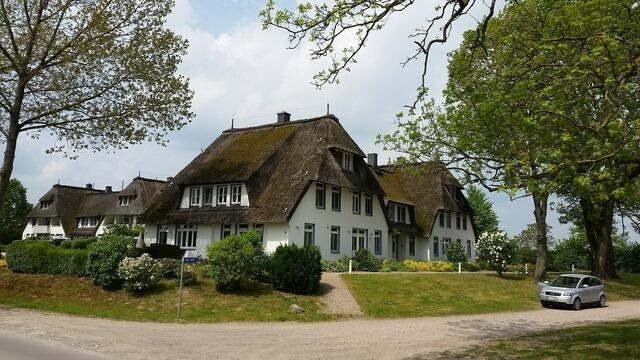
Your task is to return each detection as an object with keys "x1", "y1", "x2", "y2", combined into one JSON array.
[{"x1": 578, "y1": 277, "x2": 593, "y2": 303}]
